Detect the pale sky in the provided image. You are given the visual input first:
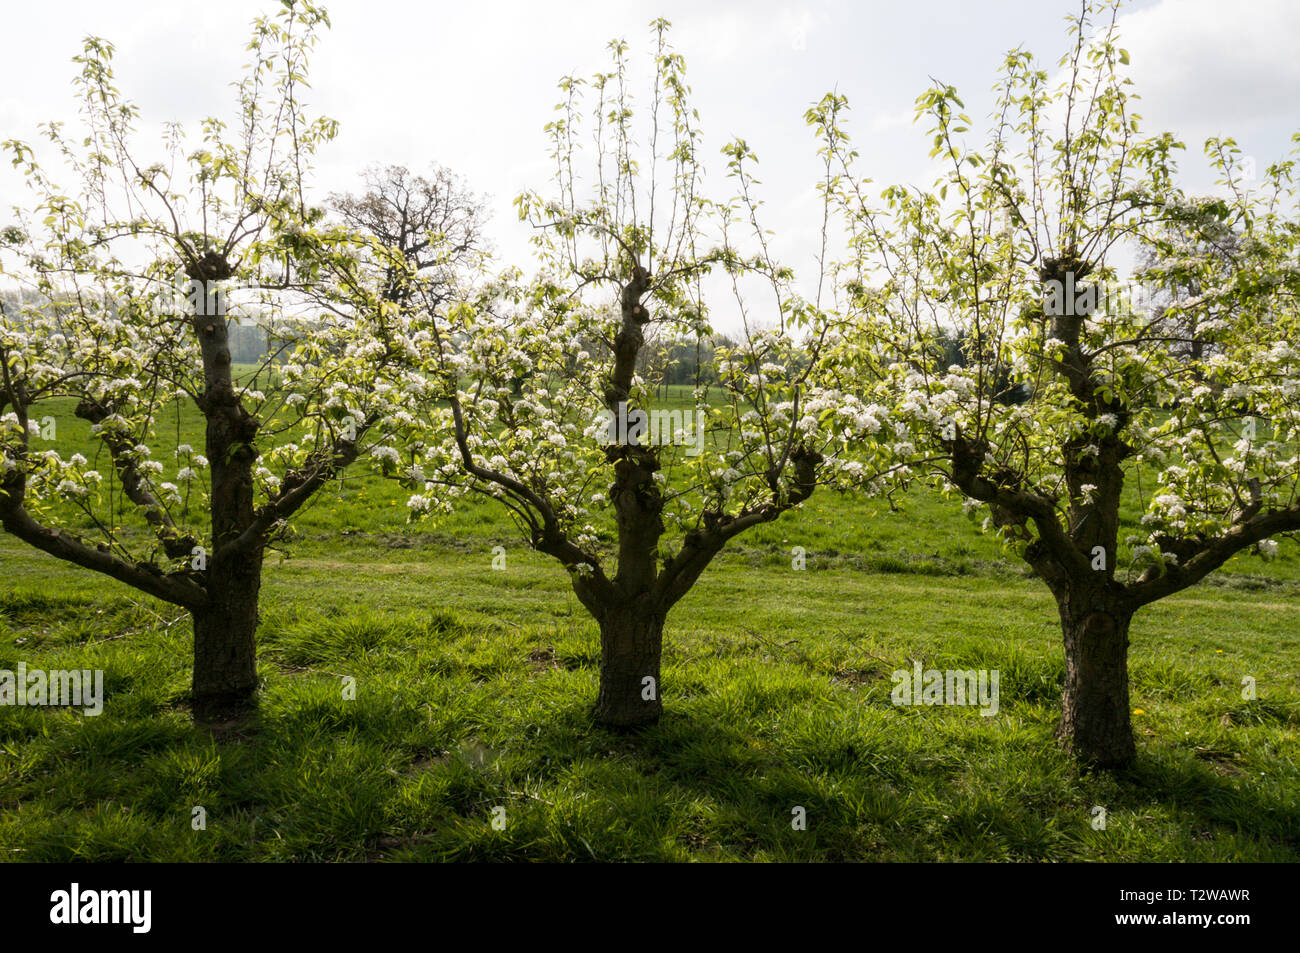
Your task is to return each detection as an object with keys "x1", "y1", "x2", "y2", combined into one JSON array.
[{"x1": 2, "y1": 0, "x2": 1298, "y2": 319}]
